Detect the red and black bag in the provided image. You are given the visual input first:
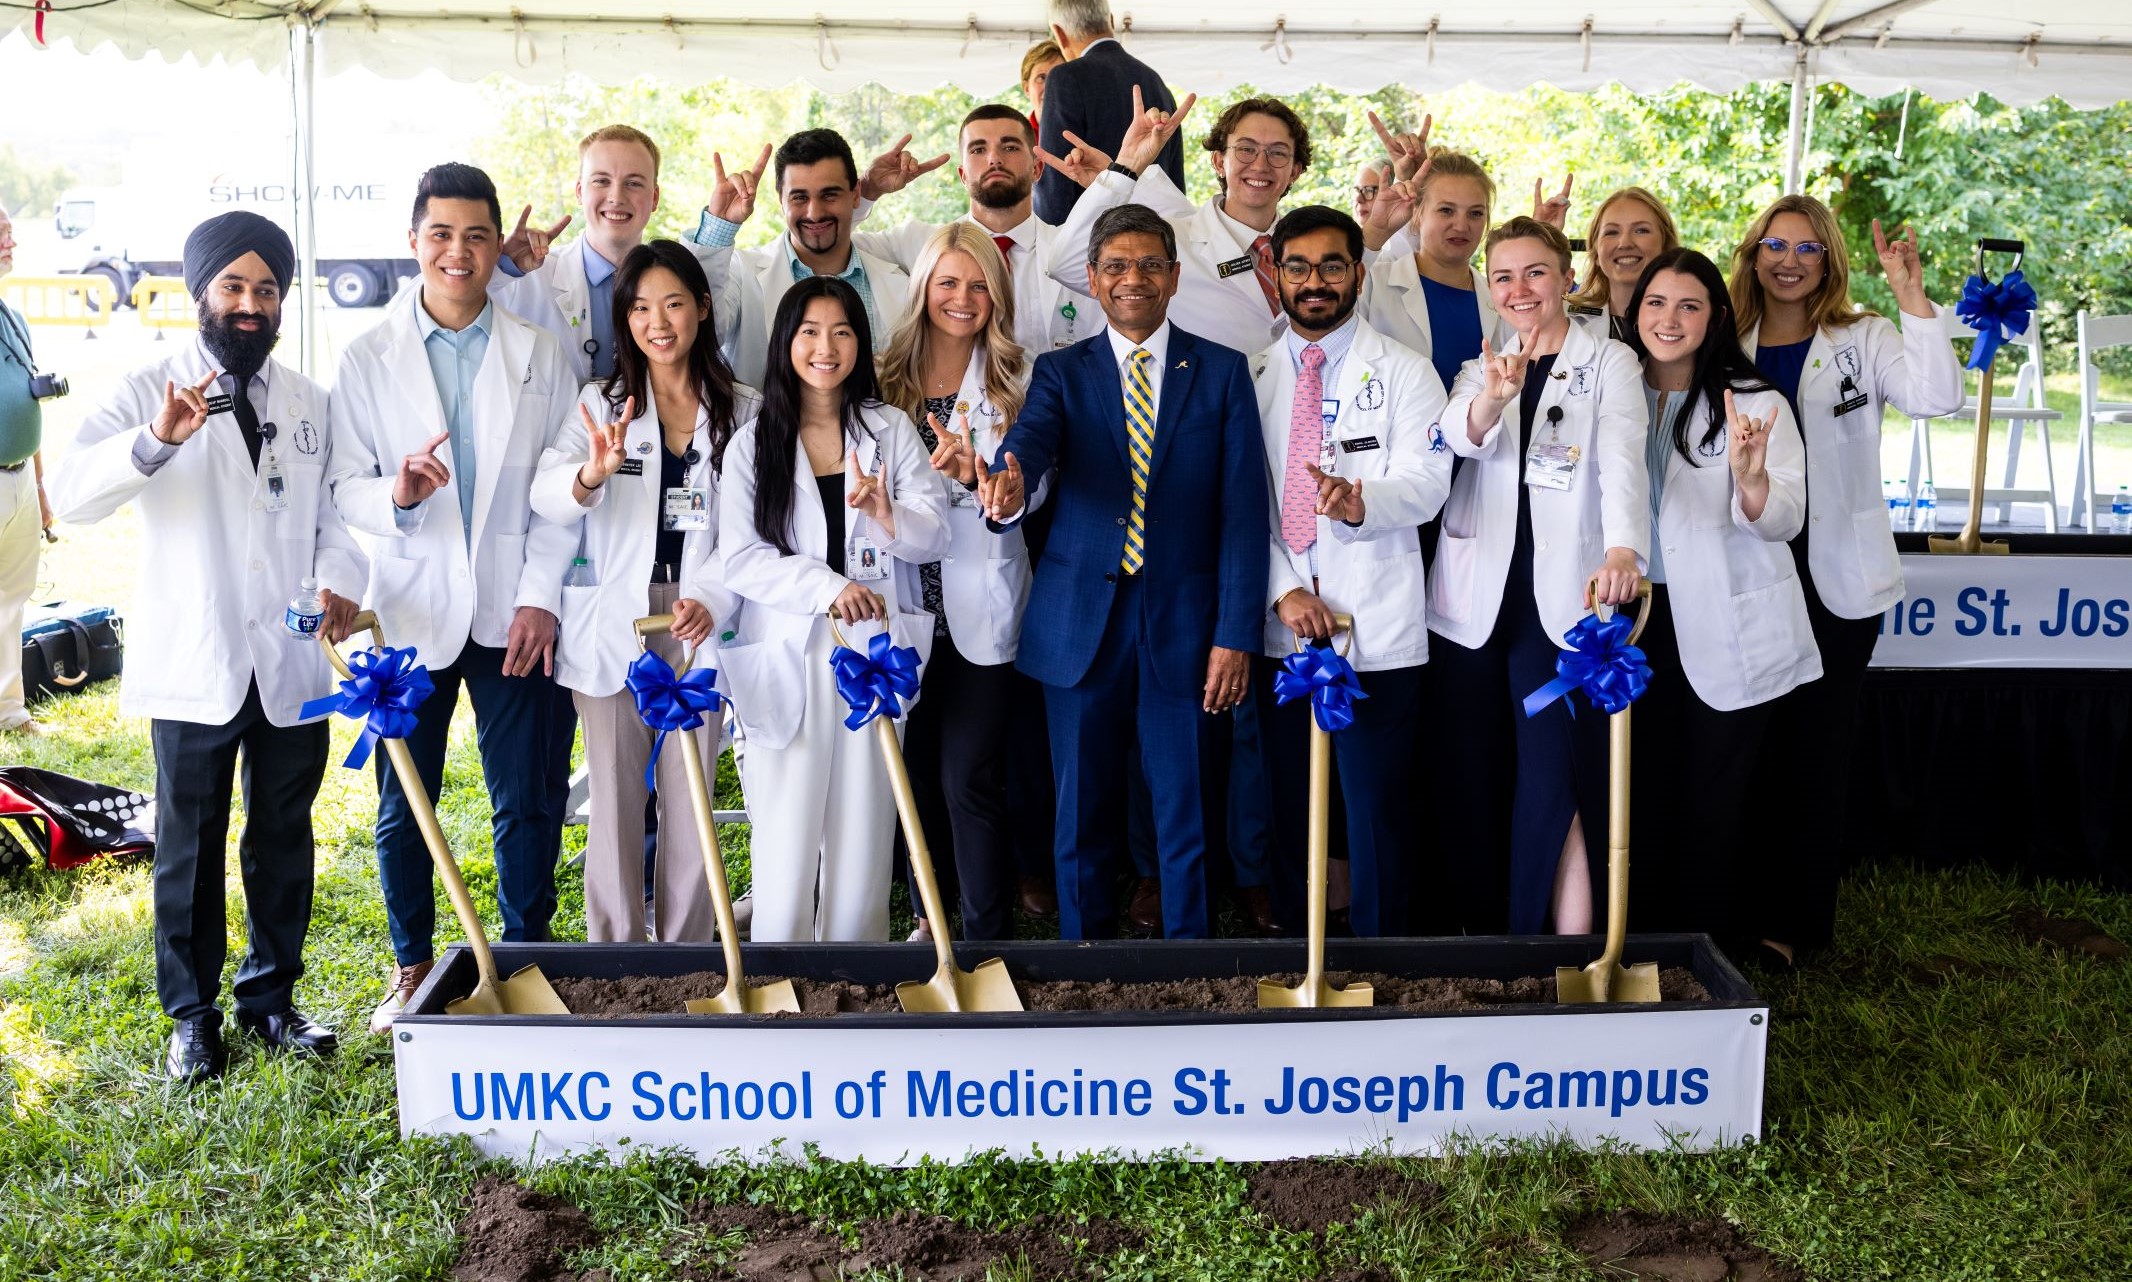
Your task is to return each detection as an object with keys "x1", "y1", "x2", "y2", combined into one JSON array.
[{"x1": 0, "y1": 767, "x2": 155, "y2": 871}]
